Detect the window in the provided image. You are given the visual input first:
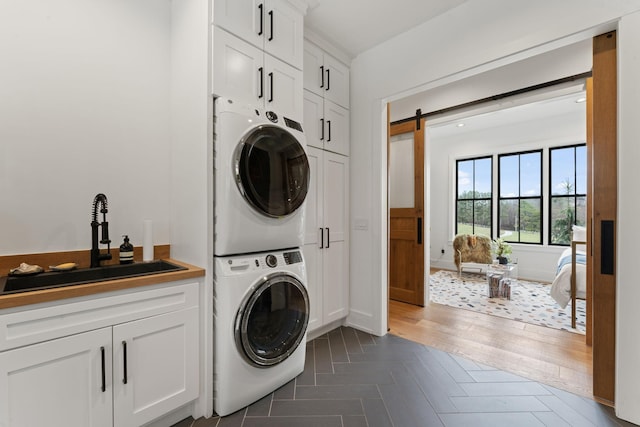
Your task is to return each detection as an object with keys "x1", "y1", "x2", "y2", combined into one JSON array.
[
  {"x1": 549, "y1": 144, "x2": 587, "y2": 245},
  {"x1": 498, "y1": 150, "x2": 542, "y2": 244},
  {"x1": 456, "y1": 157, "x2": 492, "y2": 237}
]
